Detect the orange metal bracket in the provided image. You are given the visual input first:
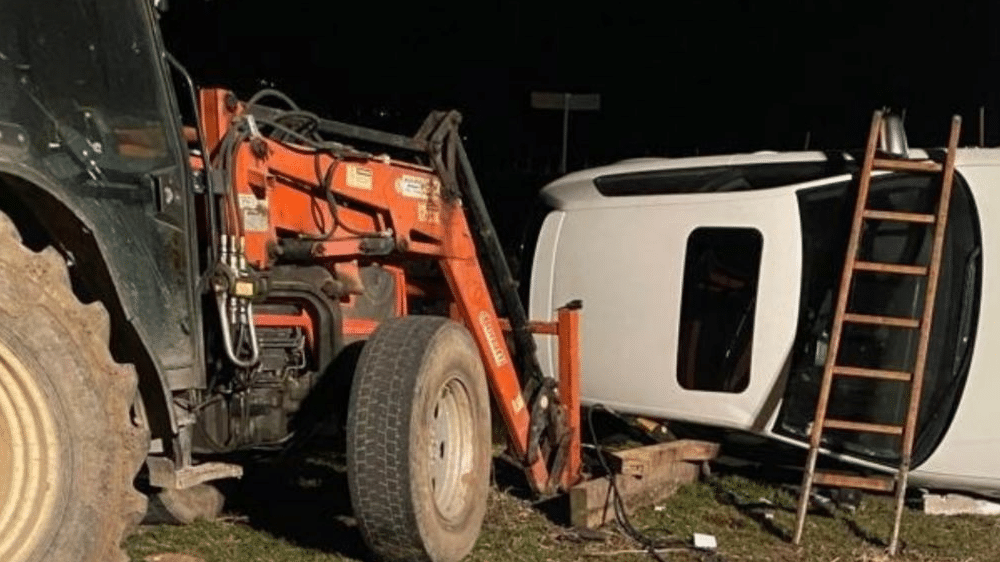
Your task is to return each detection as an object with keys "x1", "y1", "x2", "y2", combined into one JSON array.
[
  {"x1": 498, "y1": 305, "x2": 583, "y2": 491},
  {"x1": 557, "y1": 306, "x2": 582, "y2": 490}
]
